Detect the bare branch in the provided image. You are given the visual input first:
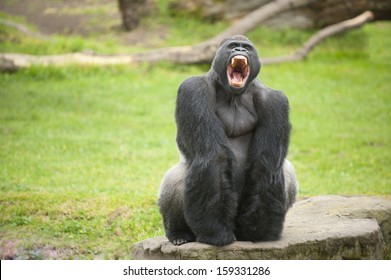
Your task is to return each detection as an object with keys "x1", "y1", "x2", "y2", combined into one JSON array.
[
  {"x1": 0, "y1": 0, "x2": 315, "y2": 69},
  {"x1": 262, "y1": 10, "x2": 375, "y2": 64},
  {"x1": 0, "y1": 9, "x2": 374, "y2": 71}
]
